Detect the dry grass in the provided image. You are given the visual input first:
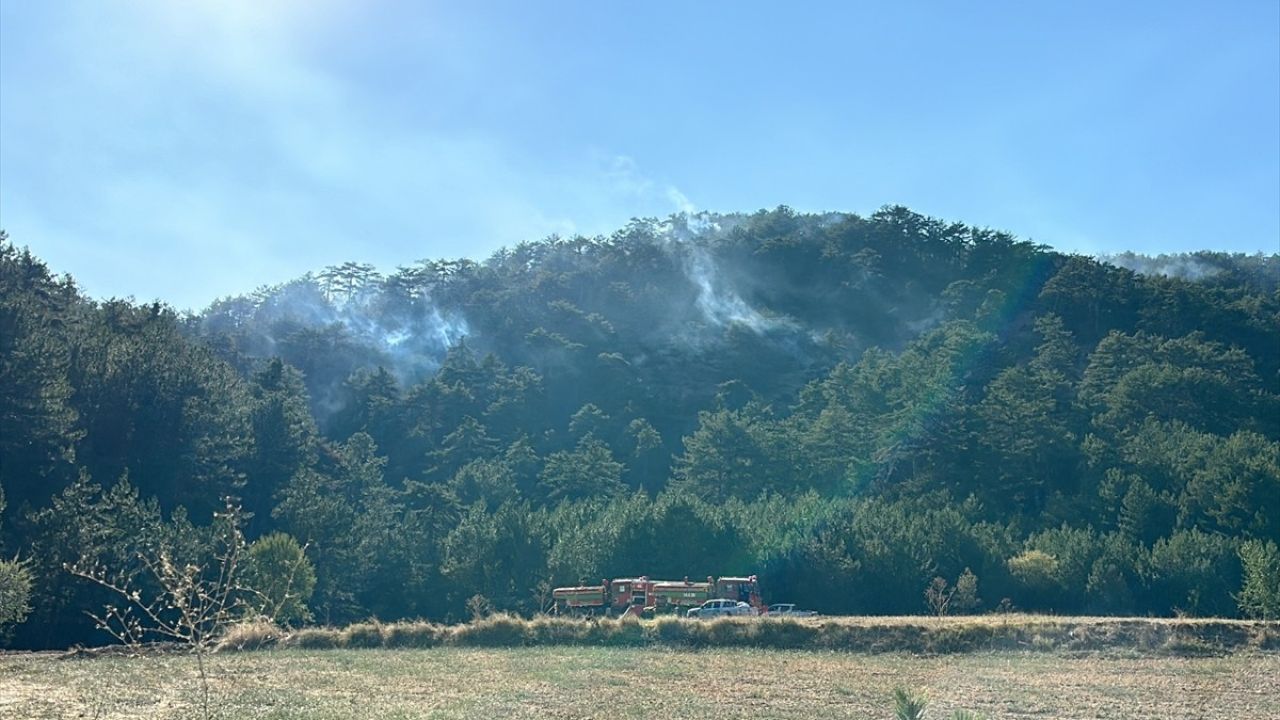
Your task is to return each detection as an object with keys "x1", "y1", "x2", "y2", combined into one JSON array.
[
  {"x1": 0, "y1": 645, "x2": 1277, "y2": 719},
  {"x1": 214, "y1": 619, "x2": 286, "y2": 652},
  {"x1": 257, "y1": 614, "x2": 1279, "y2": 656}
]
